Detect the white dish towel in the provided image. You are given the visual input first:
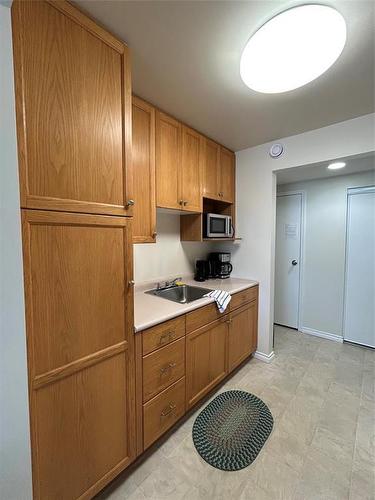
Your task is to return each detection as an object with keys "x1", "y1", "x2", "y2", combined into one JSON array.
[{"x1": 204, "y1": 289, "x2": 231, "y2": 313}]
